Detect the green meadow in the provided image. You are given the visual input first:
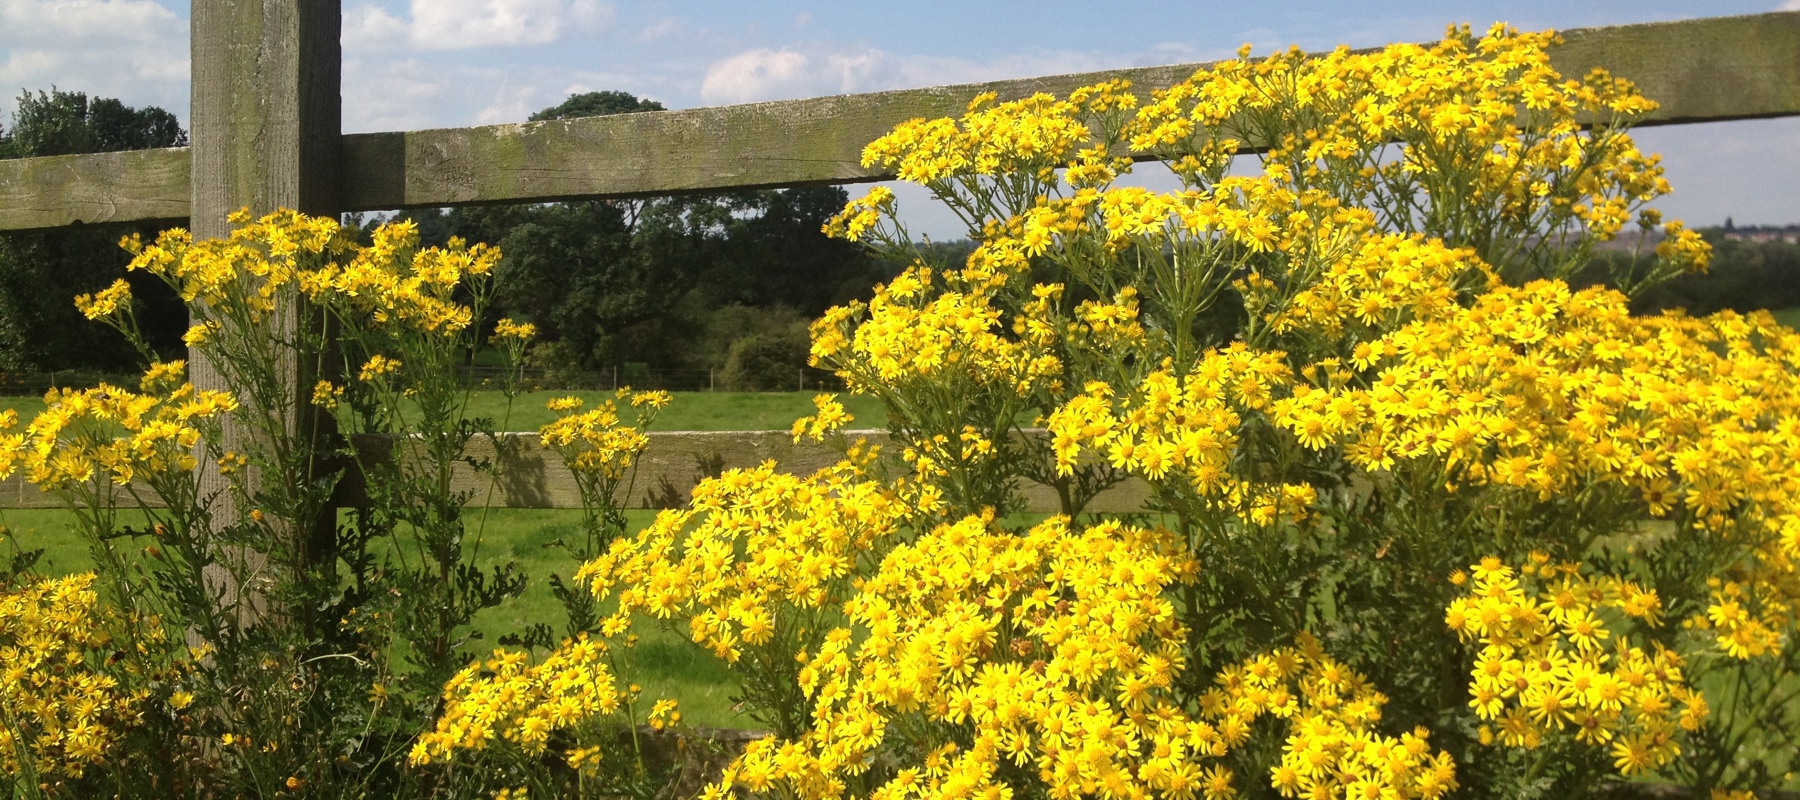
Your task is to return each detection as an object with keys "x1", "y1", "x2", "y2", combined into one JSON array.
[{"x1": 0, "y1": 390, "x2": 890, "y2": 729}]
